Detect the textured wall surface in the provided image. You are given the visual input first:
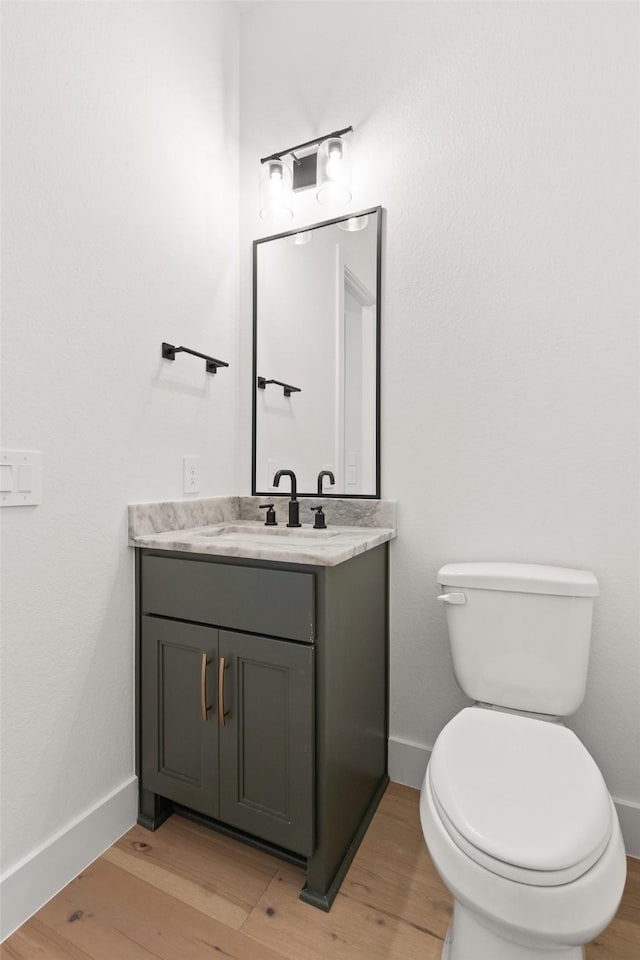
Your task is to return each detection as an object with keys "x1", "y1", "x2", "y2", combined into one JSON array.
[
  {"x1": 239, "y1": 2, "x2": 640, "y2": 806},
  {"x1": 1, "y1": 1, "x2": 240, "y2": 873}
]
